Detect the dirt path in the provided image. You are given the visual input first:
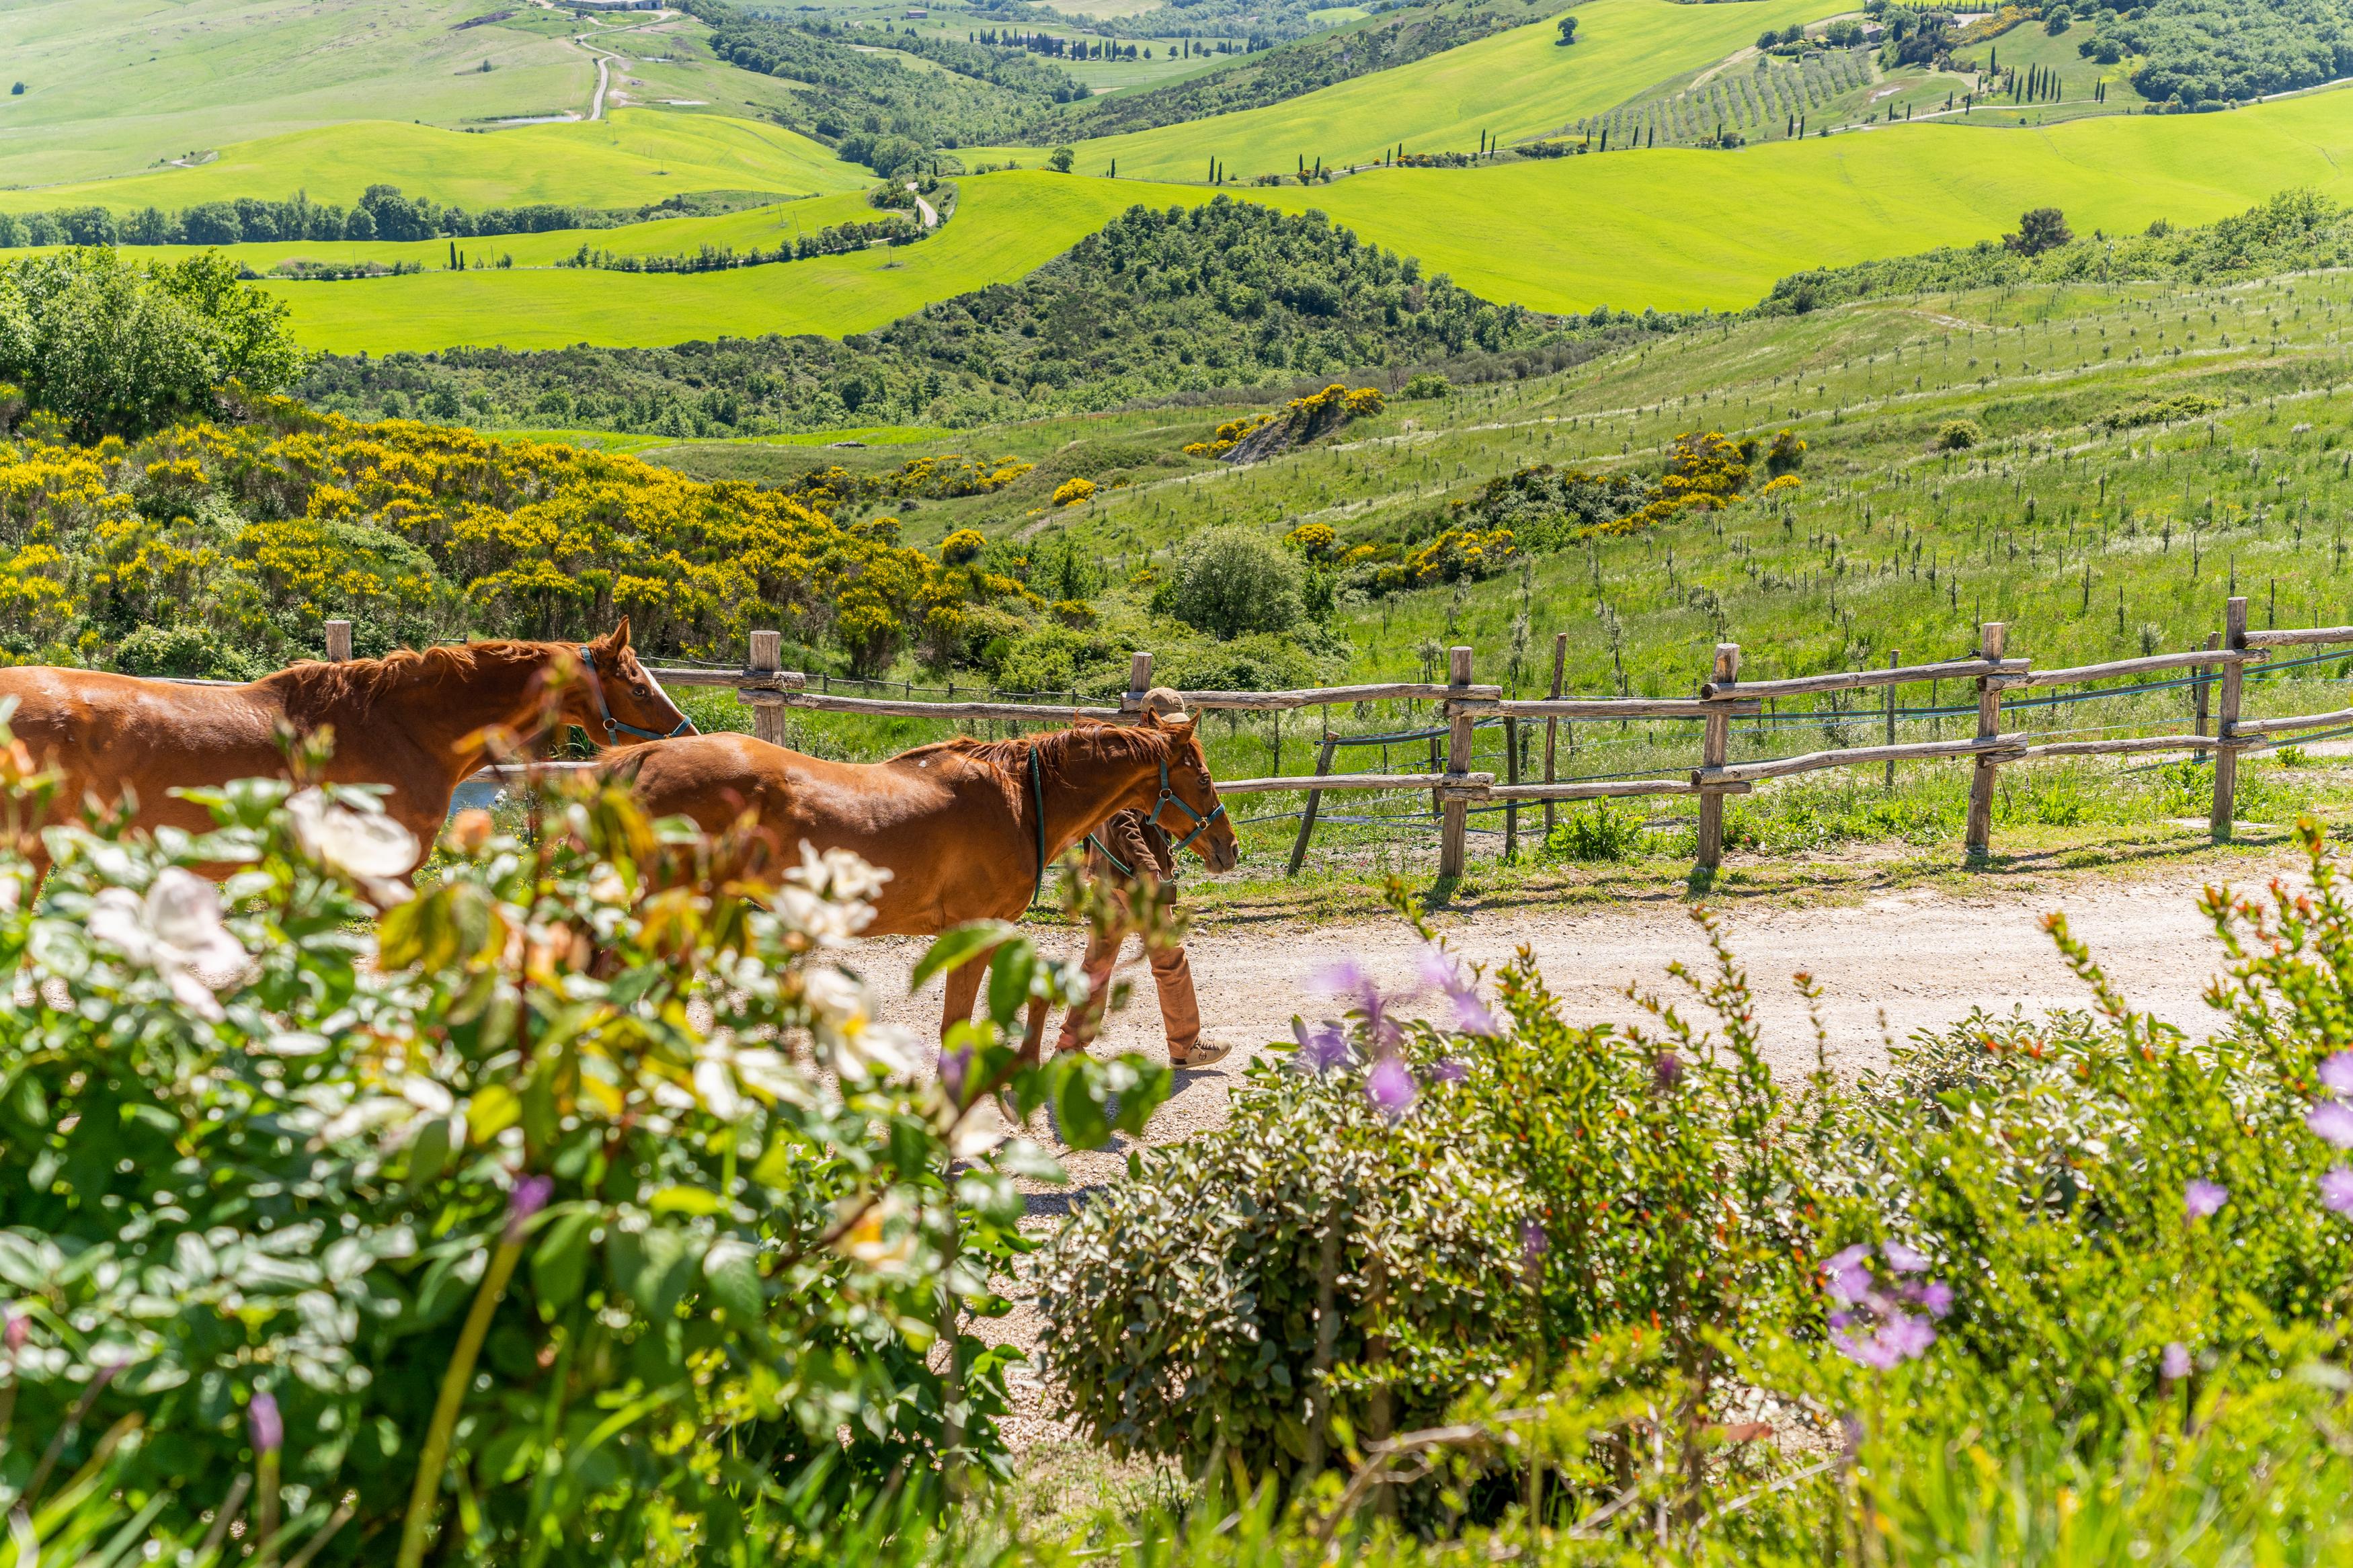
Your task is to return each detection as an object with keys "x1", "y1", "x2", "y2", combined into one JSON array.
[{"x1": 861, "y1": 851, "x2": 2293, "y2": 1447}]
